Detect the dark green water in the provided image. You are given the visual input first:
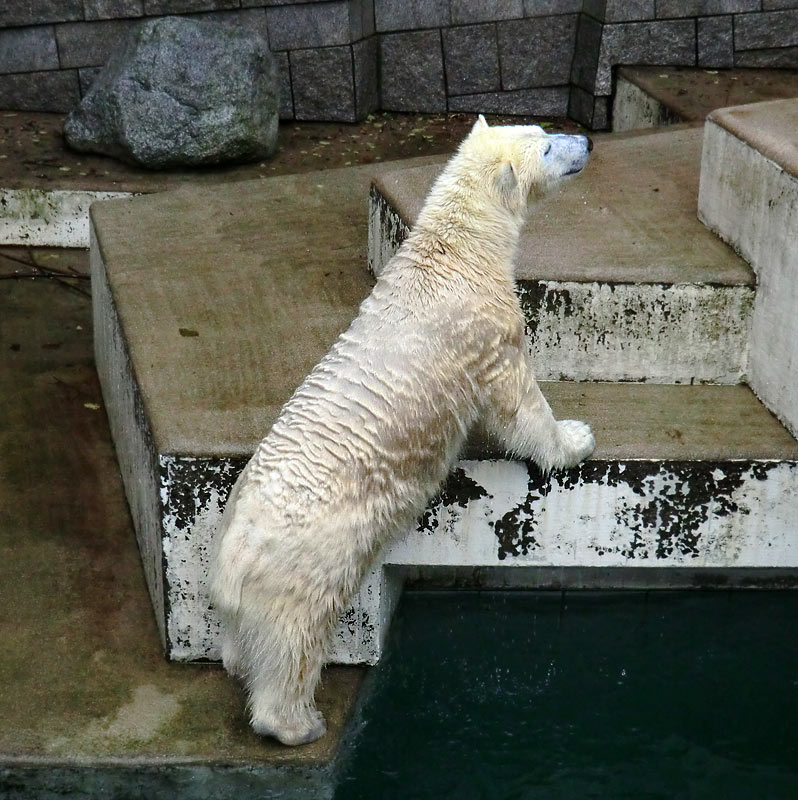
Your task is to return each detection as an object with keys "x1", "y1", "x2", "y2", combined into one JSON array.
[{"x1": 335, "y1": 591, "x2": 798, "y2": 800}]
